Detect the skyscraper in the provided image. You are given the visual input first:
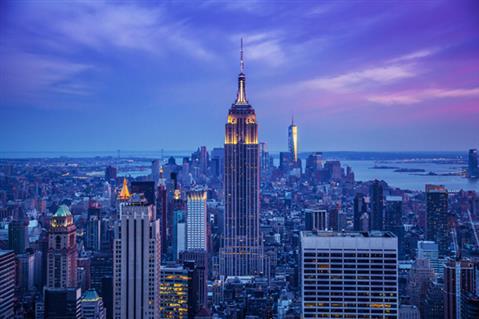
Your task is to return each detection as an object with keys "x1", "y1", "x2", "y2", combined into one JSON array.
[
  {"x1": 47, "y1": 205, "x2": 78, "y2": 288},
  {"x1": 385, "y1": 196, "x2": 404, "y2": 258},
  {"x1": 425, "y1": 184, "x2": 449, "y2": 256},
  {"x1": 186, "y1": 188, "x2": 208, "y2": 251},
  {"x1": 113, "y1": 197, "x2": 161, "y2": 319},
  {"x1": 468, "y1": 148, "x2": 478, "y2": 178},
  {"x1": 221, "y1": 40, "x2": 263, "y2": 277},
  {"x1": 444, "y1": 258, "x2": 476, "y2": 319},
  {"x1": 300, "y1": 231, "x2": 399, "y2": 318},
  {"x1": 369, "y1": 180, "x2": 384, "y2": 231},
  {"x1": 288, "y1": 116, "x2": 298, "y2": 163},
  {"x1": 85, "y1": 201, "x2": 101, "y2": 252}
]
